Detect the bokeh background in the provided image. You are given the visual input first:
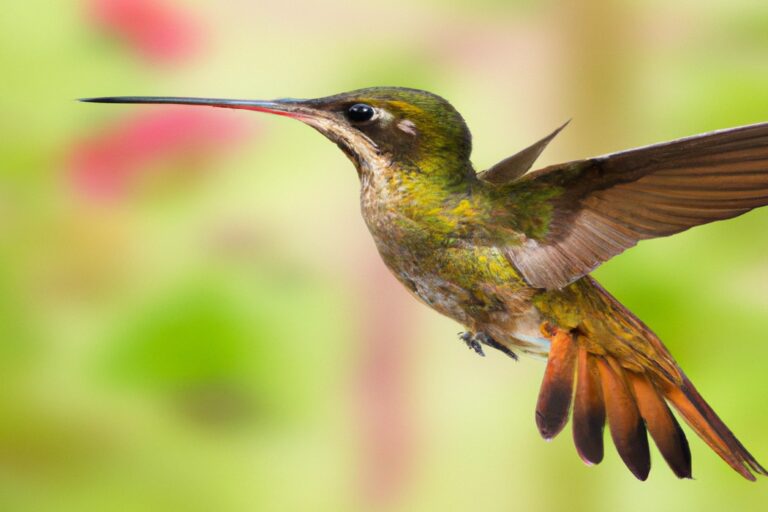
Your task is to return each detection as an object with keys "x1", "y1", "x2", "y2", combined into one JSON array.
[{"x1": 2, "y1": 0, "x2": 768, "y2": 510}]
